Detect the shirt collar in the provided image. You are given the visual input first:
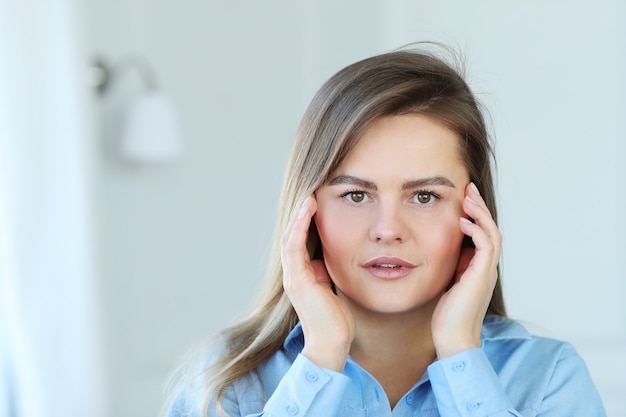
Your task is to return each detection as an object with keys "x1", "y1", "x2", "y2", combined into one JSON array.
[
  {"x1": 283, "y1": 322, "x2": 305, "y2": 354},
  {"x1": 481, "y1": 316, "x2": 531, "y2": 341}
]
